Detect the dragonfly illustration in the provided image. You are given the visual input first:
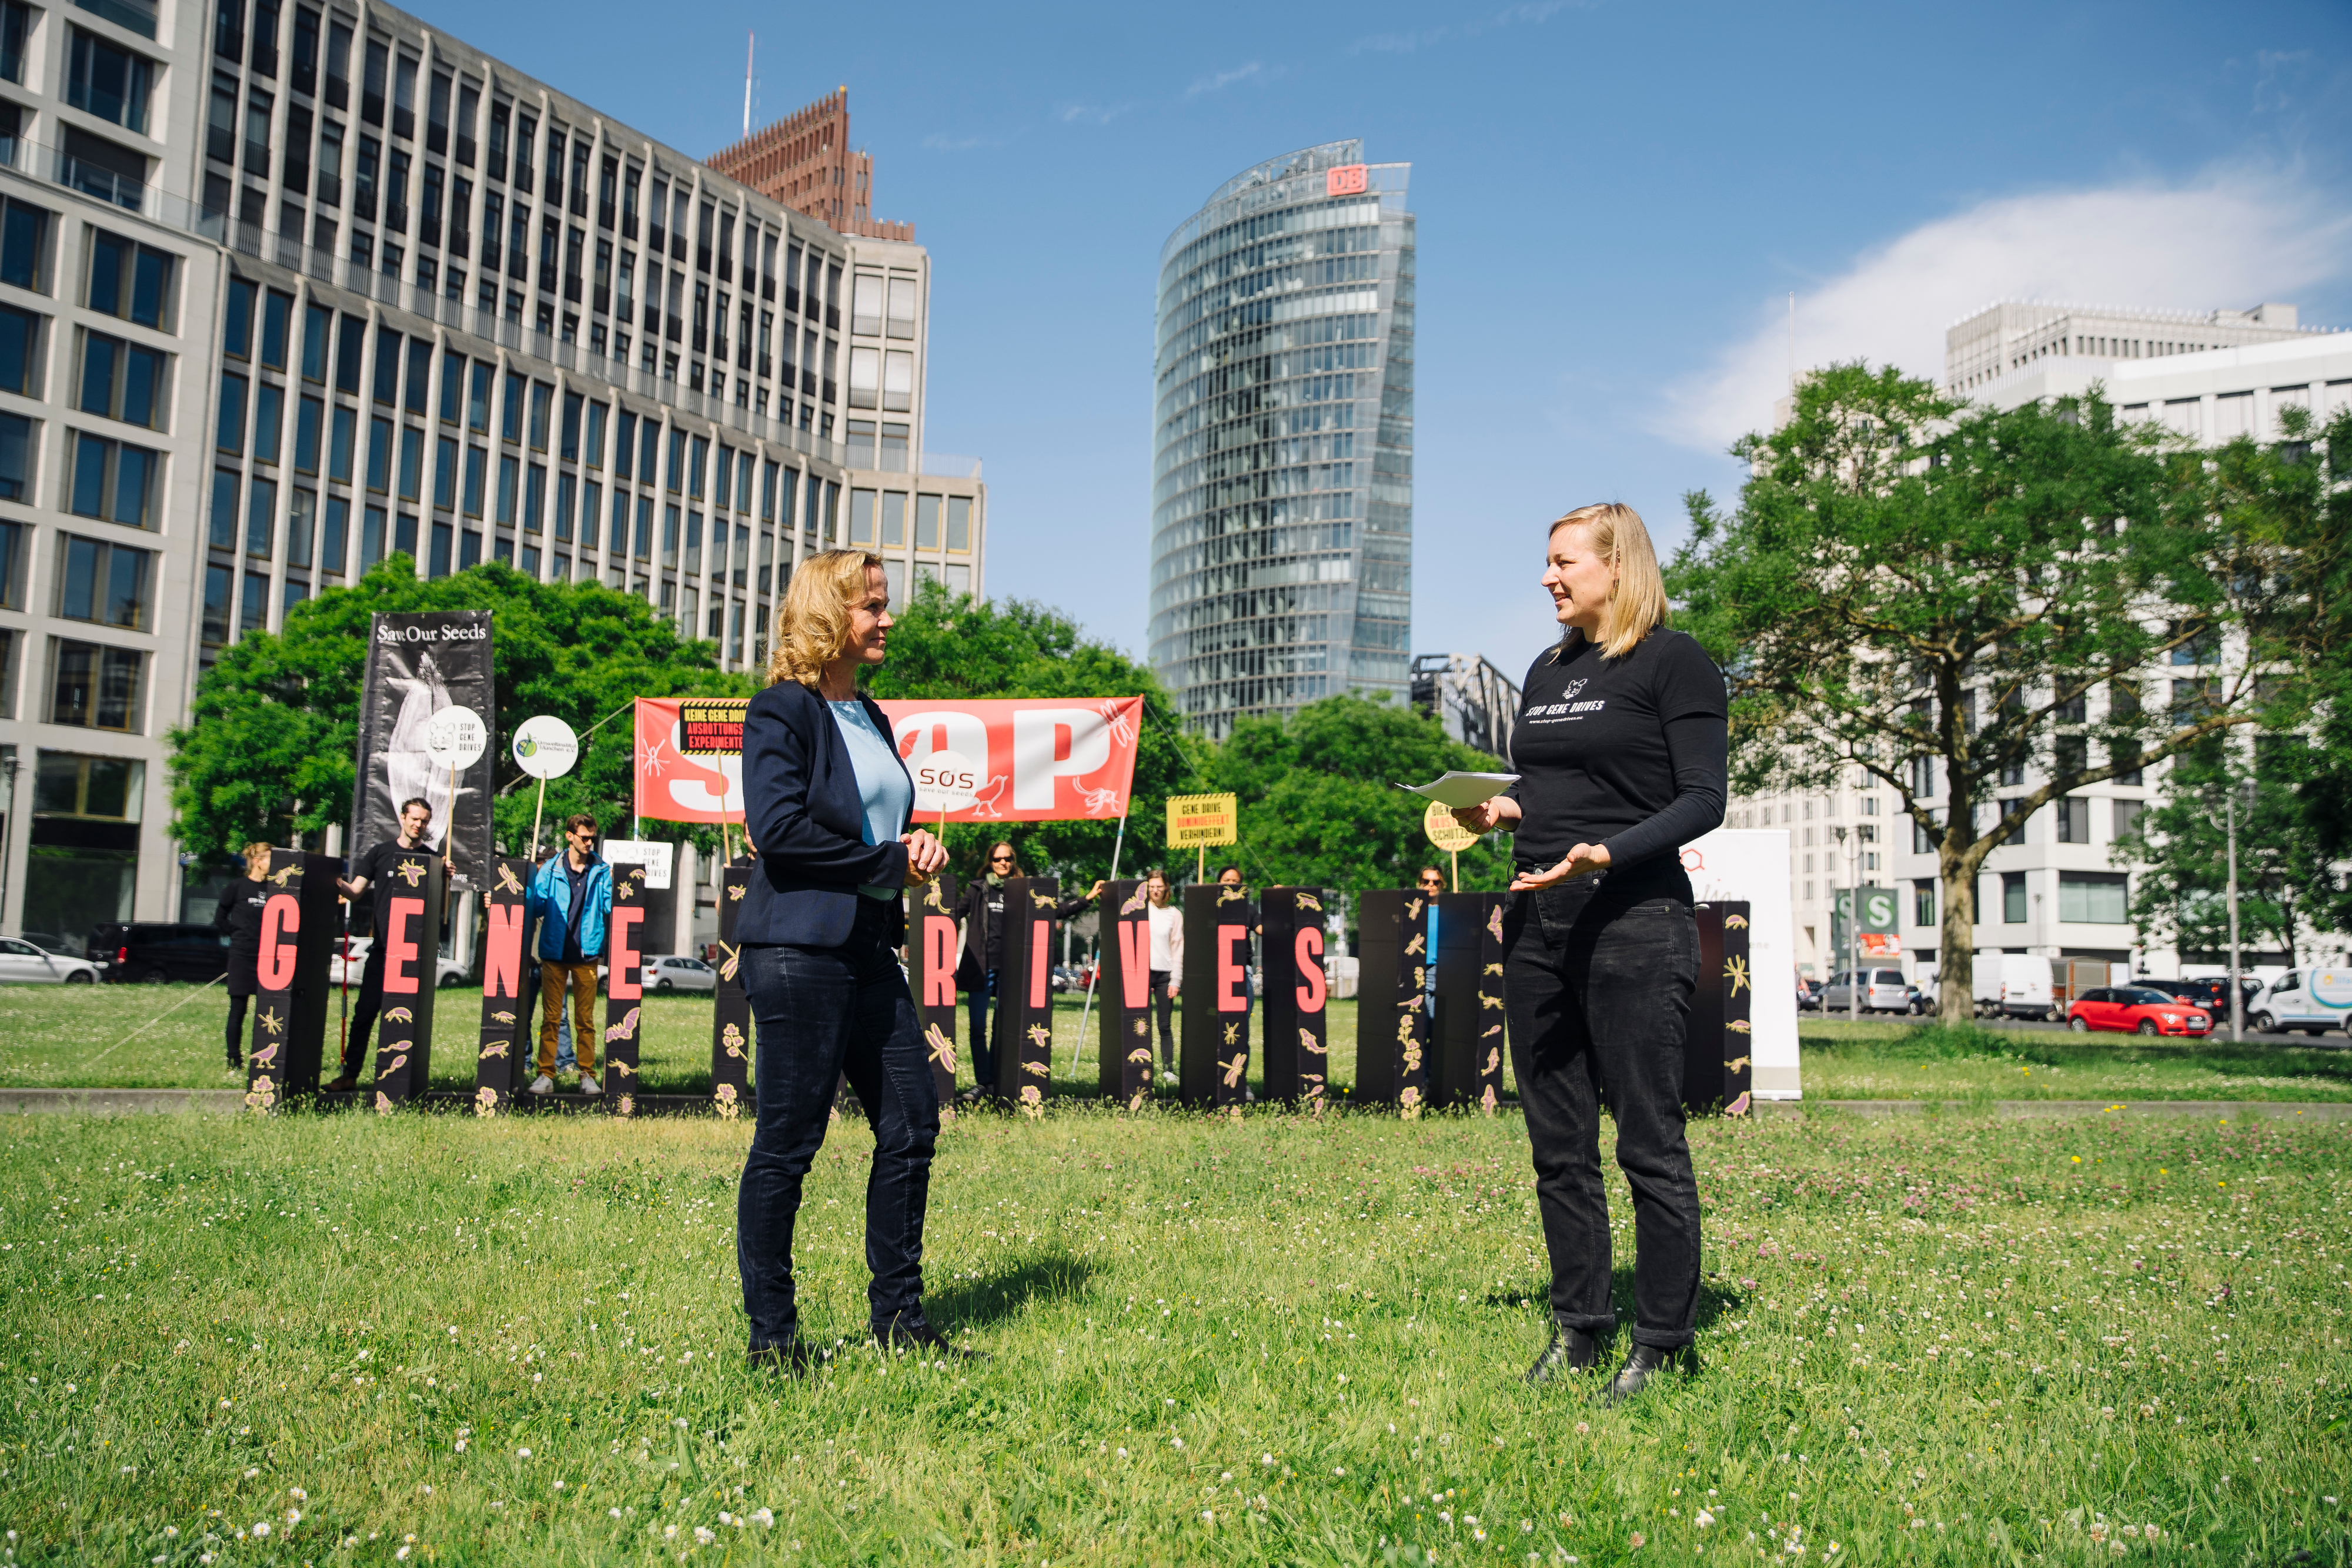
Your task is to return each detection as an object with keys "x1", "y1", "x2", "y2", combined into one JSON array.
[
  {"x1": 924, "y1": 1023, "x2": 957, "y2": 1076},
  {"x1": 1098, "y1": 698, "x2": 1135, "y2": 748},
  {"x1": 496, "y1": 862, "x2": 524, "y2": 894},
  {"x1": 1222, "y1": 1054, "x2": 1247, "y2": 1088}
]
